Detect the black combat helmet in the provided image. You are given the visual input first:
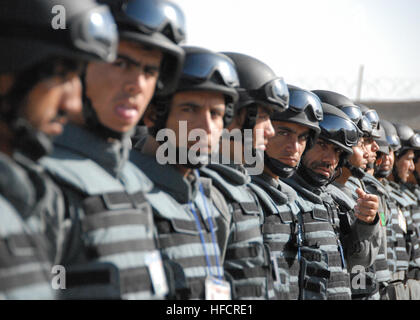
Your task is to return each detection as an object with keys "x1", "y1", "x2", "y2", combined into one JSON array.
[
  {"x1": 100, "y1": 0, "x2": 186, "y2": 95},
  {"x1": 83, "y1": 0, "x2": 186, "y2": 140},
  {"x1": 150, "y1": 46, "x2": 240, "y2": 136},
  {"x1": 273, "y1": 85, "x2": 322, "y2": 148},
  {"x1": 356, "y1": 103, "x2": 381, "y2": 139},
  {"x1": 318, "y1": 103, "x2": 358, "y2": 157},
  {"x1": 312, "y1": 90, "x2": 368, "y2": 137},
  {"x1": 381, "y1": 119, "x2": 401, "y2": 152},
  {"x1": 221, "y1": 52, "x2": 289, "y2": 130},
  {"x1": 0, "y1": 0, "x2": 118, "y2": 73},
  {"x1": 0, "y1": 0, "x2": 119, "y2": 160},
  {"x1": 298, "y1": 102, "x2": 358, "y2": 187},
  {"x1": 264, "y1": 85, "x2": 322, "y2": 178},
  {"x1": 393, "y1": 123, "x2": 420, "y2": 157},
  {"x1": 312, "y1": 90, "x2": 367, "y2": 178}
]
